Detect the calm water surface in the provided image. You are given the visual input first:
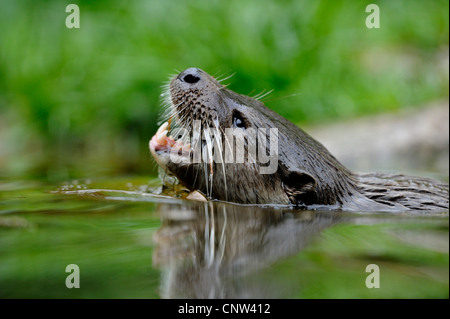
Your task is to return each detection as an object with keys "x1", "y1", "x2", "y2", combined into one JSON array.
[{"x1": 0, "y1": 176, "x2": 448, "y2": 298}]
